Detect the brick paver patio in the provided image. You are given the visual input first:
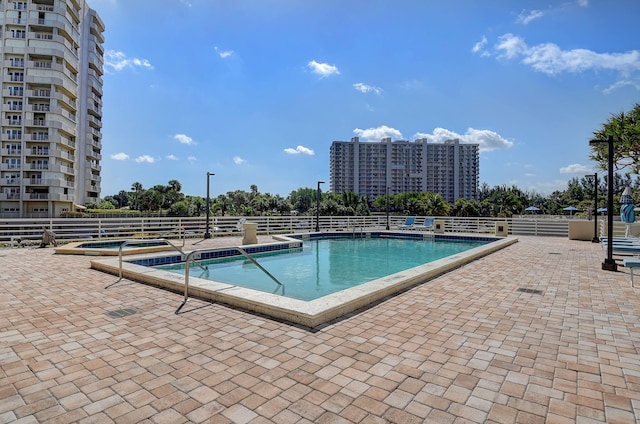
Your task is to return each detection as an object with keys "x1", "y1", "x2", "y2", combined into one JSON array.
[{"x1": 1, "y1": 235, "x2": 639, "y2": 423}]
